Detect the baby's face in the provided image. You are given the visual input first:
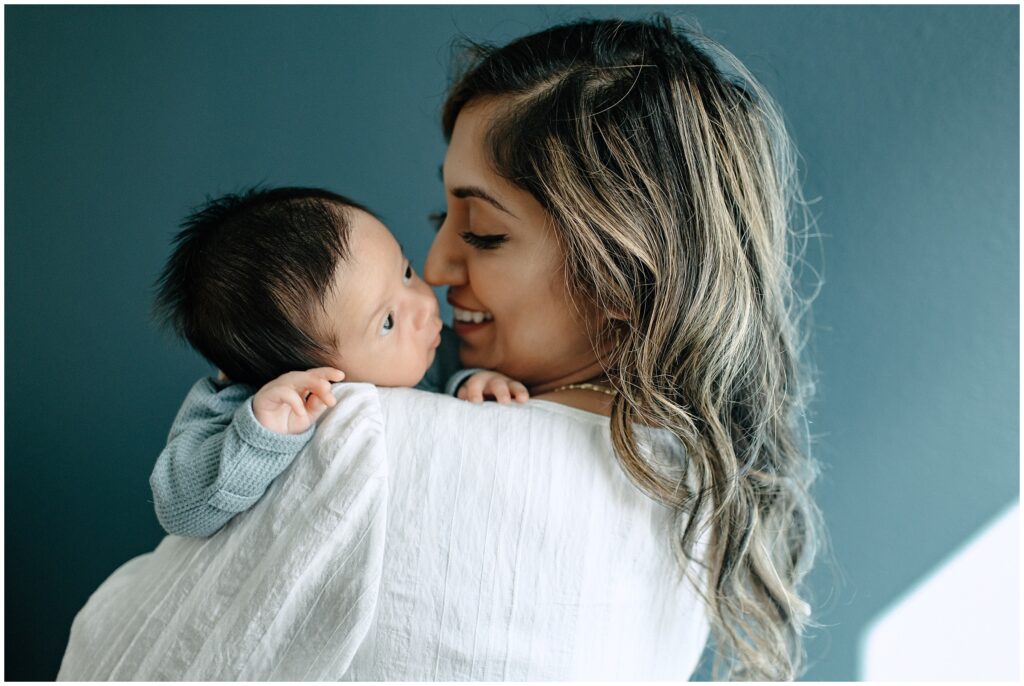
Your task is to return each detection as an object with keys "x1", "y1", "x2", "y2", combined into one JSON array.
[{"x1": 320, "y1": 209, "x2": 443, "y2": 387}]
